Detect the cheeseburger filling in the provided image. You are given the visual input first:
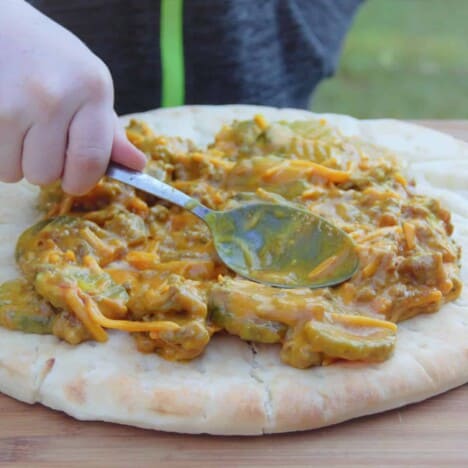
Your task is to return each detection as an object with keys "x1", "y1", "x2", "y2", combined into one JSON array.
[{"x1": 0, "y1": 116, "x2": 462, "y2": 368}]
